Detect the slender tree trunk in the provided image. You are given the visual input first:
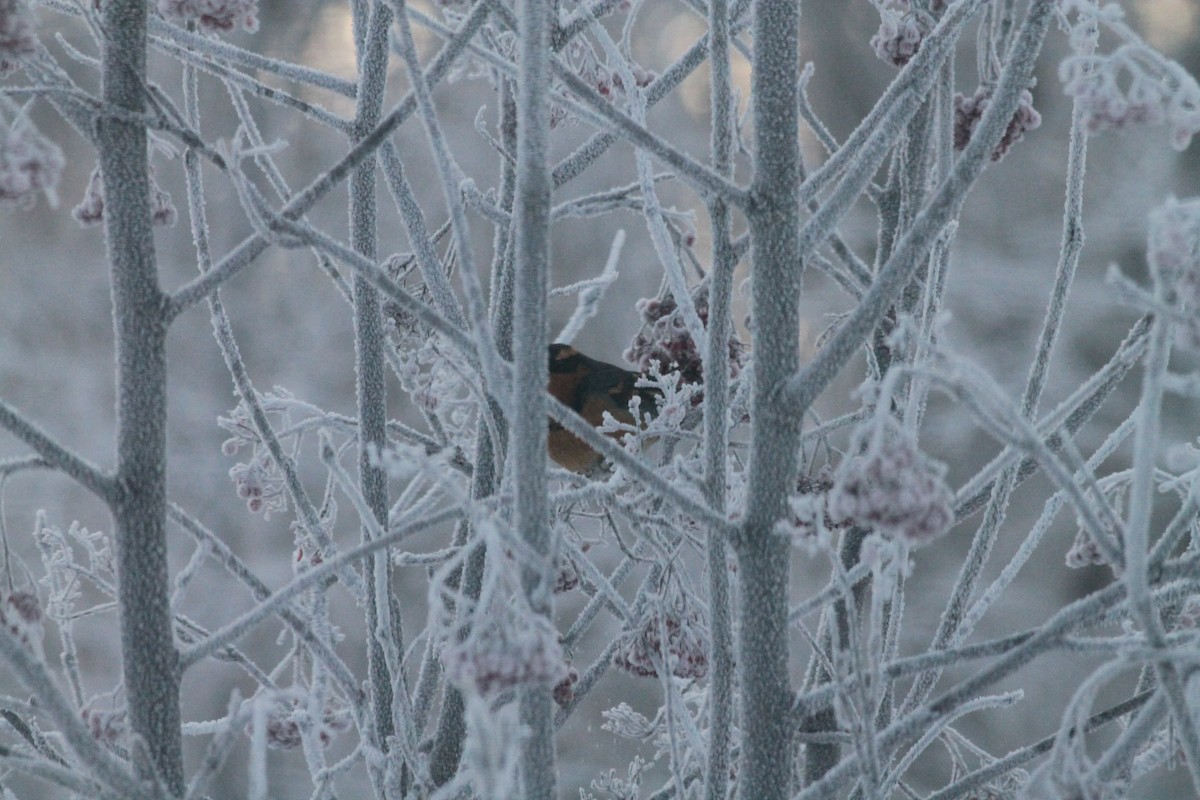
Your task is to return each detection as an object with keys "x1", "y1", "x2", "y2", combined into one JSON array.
[
  {"x1": 429, "y1": 84, "x2": 517, "y2": 785},
  {"x1": 513, "y1": 0, "x2": 557, "y2": 795},
  {"x1": 737, "y1": 1, "x2": 803, "y2": 797},
  {"x1": 98, "y1": 0, "x2": 183, "y2": 792},
  {"x1": 350, "y1": 0, "x2": 397, "y2": 768},
  {"x1": 703, "y1": 0, "x2": 736, "y2": 796}
]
